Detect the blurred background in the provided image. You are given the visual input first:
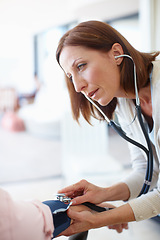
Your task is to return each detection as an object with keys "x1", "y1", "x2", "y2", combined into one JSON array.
[{"x1": 0, "y1": 0, "x2": 160, "y2": 239}]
